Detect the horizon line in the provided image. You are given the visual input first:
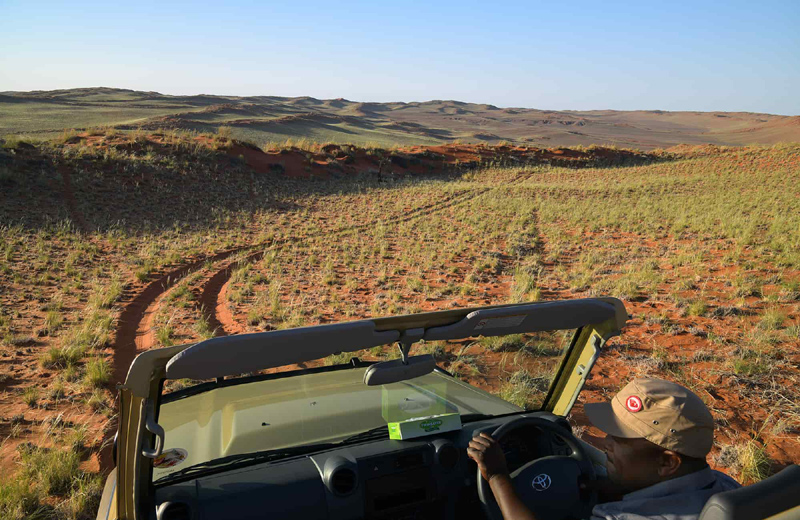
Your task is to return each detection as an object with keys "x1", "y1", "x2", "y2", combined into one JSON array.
[{"x1": 2, "y1": 86, "x2": 797, "y2": 118}]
